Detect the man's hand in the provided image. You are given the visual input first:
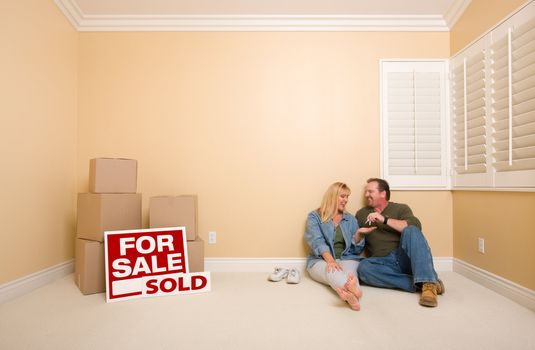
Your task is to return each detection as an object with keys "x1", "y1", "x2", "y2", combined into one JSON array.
[
  {"x1": 365, "y1": 212, "x2": 384, "y2": 226},
  {"x1": 368, "y1": 211, "x2": 408, "y2": 233}
]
